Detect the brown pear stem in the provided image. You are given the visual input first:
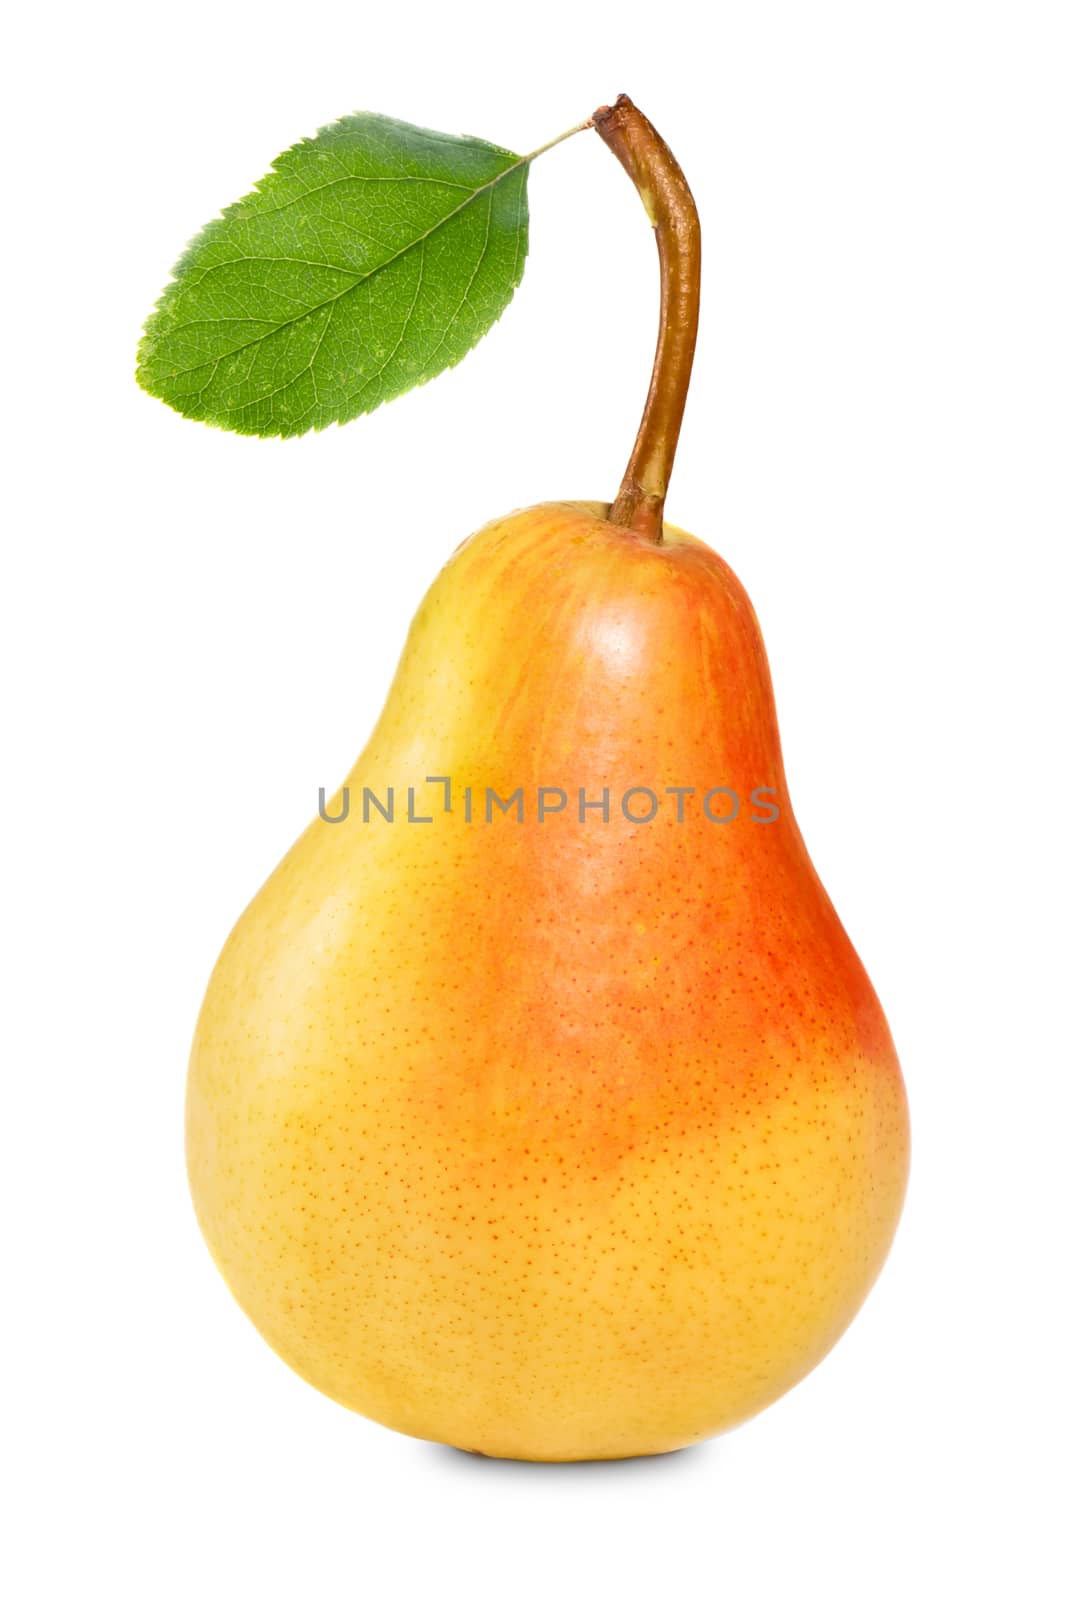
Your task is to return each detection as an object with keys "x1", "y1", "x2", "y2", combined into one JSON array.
[{"x1": 592, "y1": 95, "x2": 701, "y2": 543}]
